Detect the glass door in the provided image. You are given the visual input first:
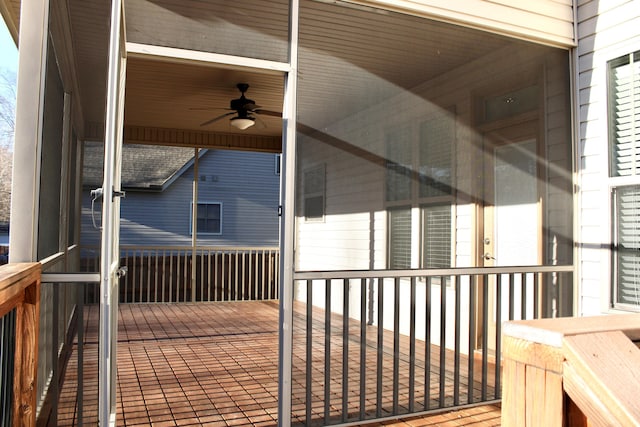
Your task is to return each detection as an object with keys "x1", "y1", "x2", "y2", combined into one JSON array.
[{"x1": 99, "y1": 0, "x2": 126, "y2": 424}]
